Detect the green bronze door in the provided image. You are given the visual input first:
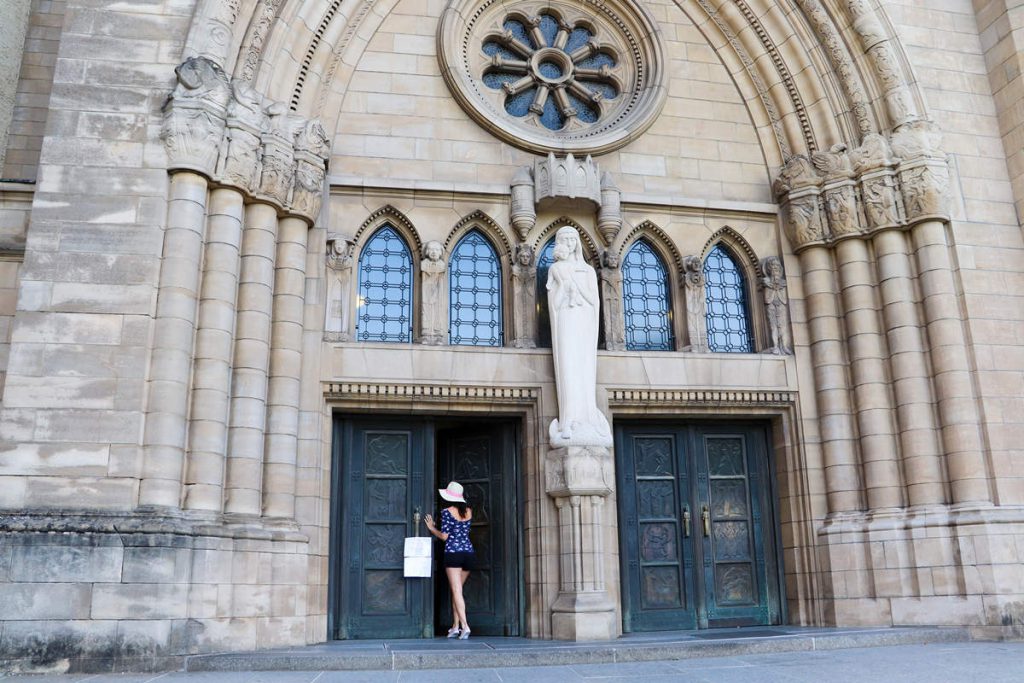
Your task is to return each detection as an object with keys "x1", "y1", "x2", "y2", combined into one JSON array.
[
  {"x1": 334, "y1": 418, "x2": 433, "y2": 639},
  {"x1": 617, "y1": 422, "x2": 780, "y2": 632}
]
